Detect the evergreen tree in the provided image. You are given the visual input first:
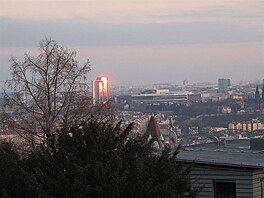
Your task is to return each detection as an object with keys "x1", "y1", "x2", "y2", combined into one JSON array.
[
  {"x1": 0, "y1": 120, "x2": 198, "y2": 197},
  {"x1": 0, "y1": 141, "x2": 24, "y2": 197},
  {"x1": 20, "y1": 120, "x2": 198, "y2": 197}
]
